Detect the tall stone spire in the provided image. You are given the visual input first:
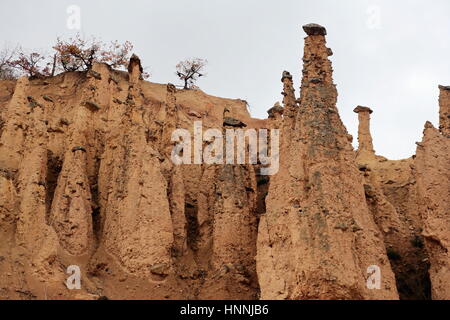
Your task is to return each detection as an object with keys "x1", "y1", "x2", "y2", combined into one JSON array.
[
  {"x1": 256, "y1": 24, "x2": 398, "y2": 300},
  {"x1": 281, "y1": 71, "x2": 297, "y2": 120},
  {"x1": 300, "y1": 23, "x2": 334, "y2": 92},
  {"x1": 438, "y1": 85, "x2": 450, "y2": 136},
  {"x1": 353, "y1": 106, "x2": 375, "y2": 155}
]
